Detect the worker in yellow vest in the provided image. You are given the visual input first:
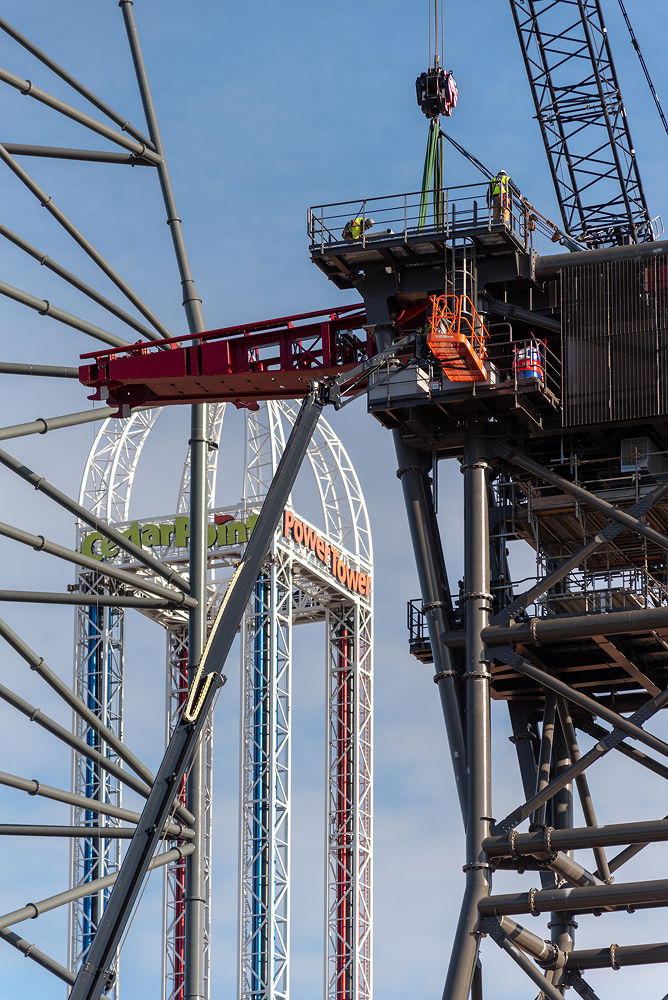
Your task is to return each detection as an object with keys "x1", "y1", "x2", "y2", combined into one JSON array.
[
  {"x1": 489, "y1": 171, "x2": 511, "y2": 225},
  {"x1": 341, "y1": 216, "x2": 374, "y2": 241}
]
